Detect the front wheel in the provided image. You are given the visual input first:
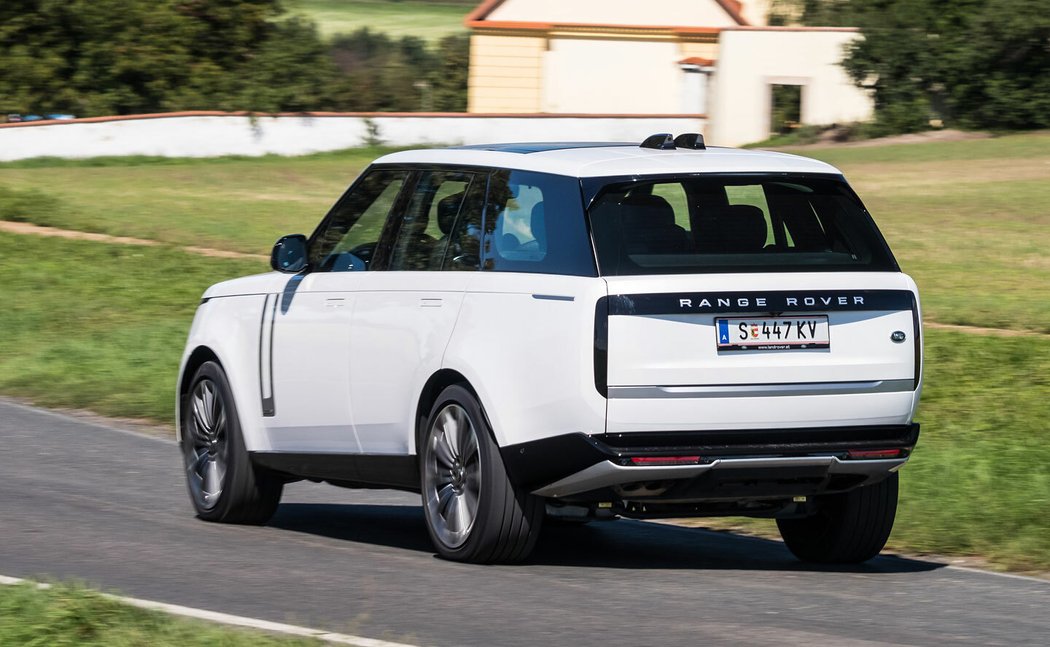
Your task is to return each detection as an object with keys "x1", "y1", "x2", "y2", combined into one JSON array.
[
  {"x1": 181, "y1": 361, "x2": 283, "y2": 524},
  {"x1": 776, "y1": 472, "x2": 899, "y2": 564},
  {"x1": 420, "y1": 384, "x2": 543, "y2": 563}
]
